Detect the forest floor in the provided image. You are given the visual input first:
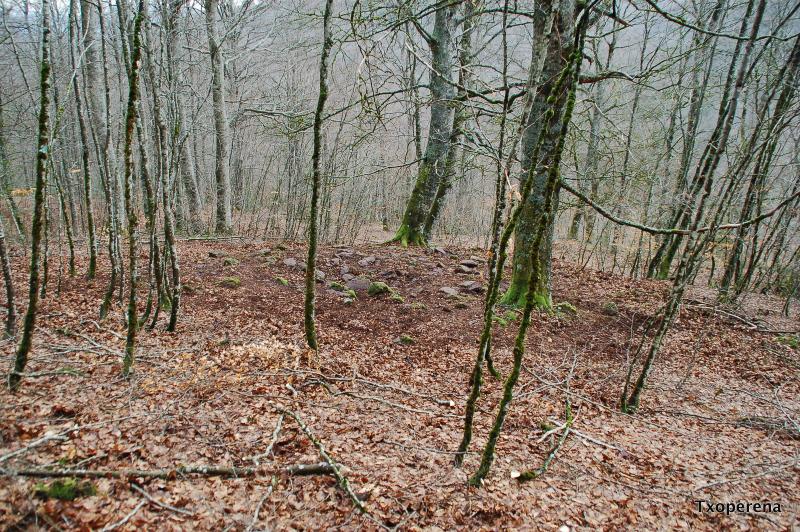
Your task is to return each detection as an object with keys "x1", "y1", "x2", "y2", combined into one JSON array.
[{"x1": 1, "y1": 239, "x2": 798, "y2": 531}]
